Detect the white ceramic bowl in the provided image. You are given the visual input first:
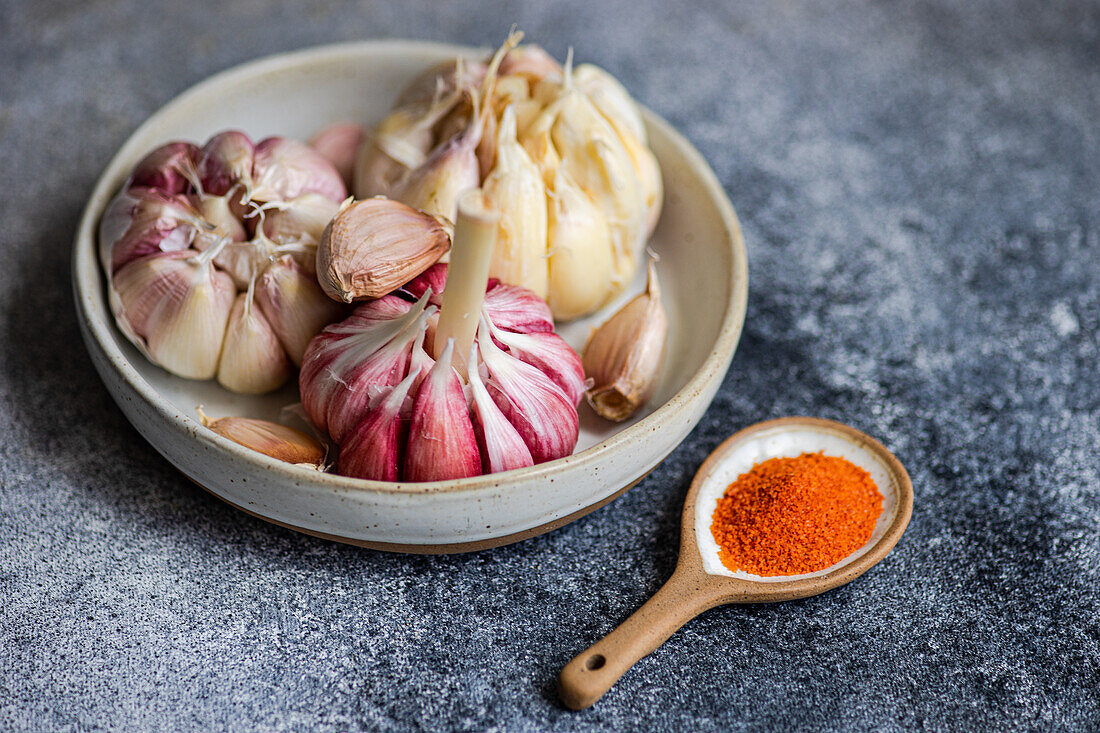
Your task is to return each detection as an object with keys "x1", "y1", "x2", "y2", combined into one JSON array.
[{"x1": 72, "y1": 40, "x2": 748, "y2": 552}]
